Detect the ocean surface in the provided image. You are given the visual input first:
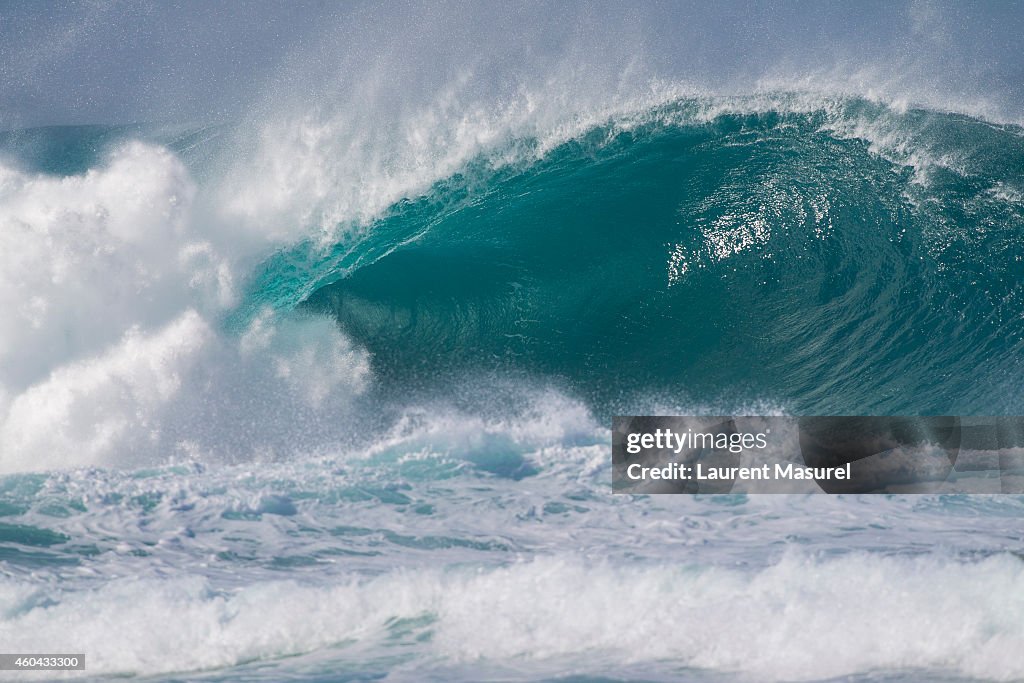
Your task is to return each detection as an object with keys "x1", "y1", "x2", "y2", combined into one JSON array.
[{"x1": 0, "y1": 93, "x2": 1023, "y2": 681}]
